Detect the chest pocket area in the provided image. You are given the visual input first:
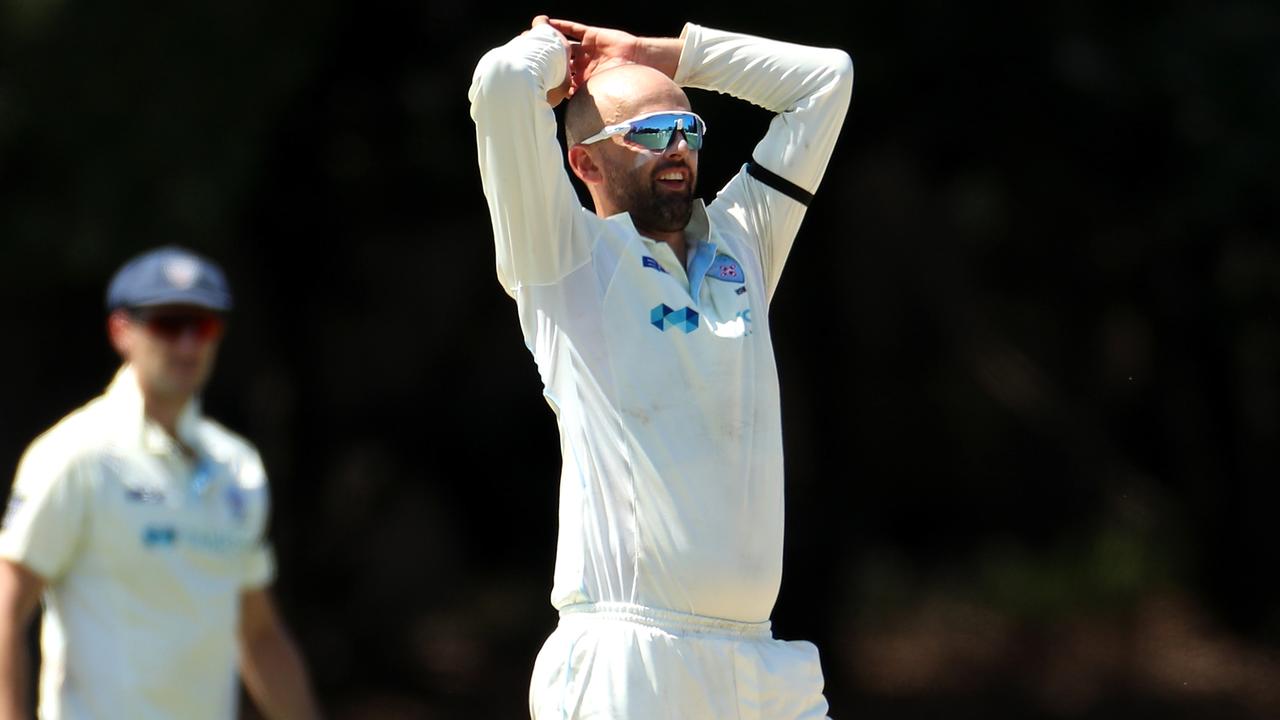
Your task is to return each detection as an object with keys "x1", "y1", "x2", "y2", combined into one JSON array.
[{"x1": 700, "y1": 253, "x2": 754, "y2": 339}]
